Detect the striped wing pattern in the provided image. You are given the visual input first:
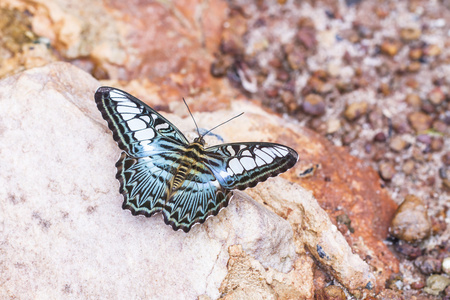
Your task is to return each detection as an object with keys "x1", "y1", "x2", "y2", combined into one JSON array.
[
  {"x1": 95, "y1": 86, "x2": 298, "y2": 232},
  {"x1": 203, "y1": 143, "x2": 298, "y2": 191},
  {"x1": 95, "y1": 86, "x2": 188, "y2": 157}
]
